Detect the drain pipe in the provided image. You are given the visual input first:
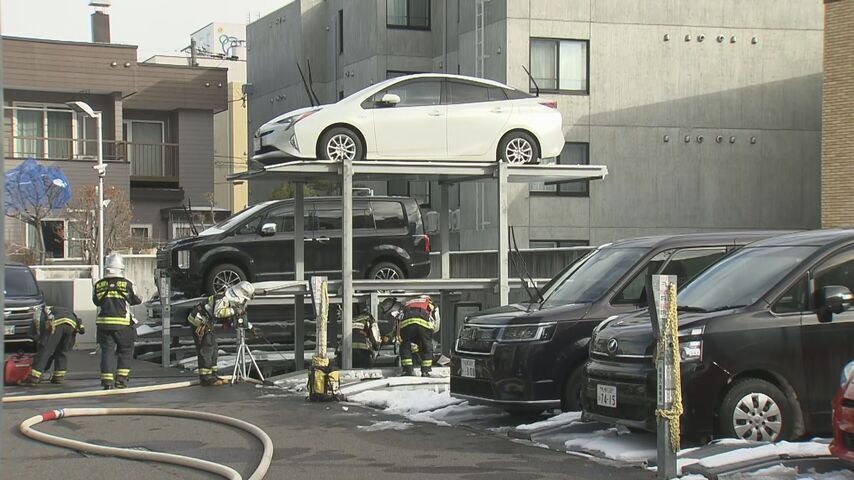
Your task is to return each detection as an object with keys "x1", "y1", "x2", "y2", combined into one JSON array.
[{"x1": 20, "y1": 407, "x2": 273, "y2": 480}]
